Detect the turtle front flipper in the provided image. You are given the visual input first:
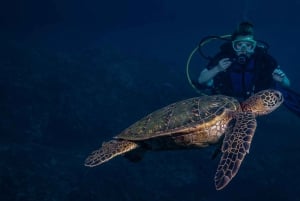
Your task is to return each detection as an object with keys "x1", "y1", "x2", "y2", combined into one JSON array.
[
  {"x1": 214, "y1": 112, "x2": 257, "y2": 190},
  {"x1": 84, "y1": 140, "x2": 139, "y2": 167}
]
